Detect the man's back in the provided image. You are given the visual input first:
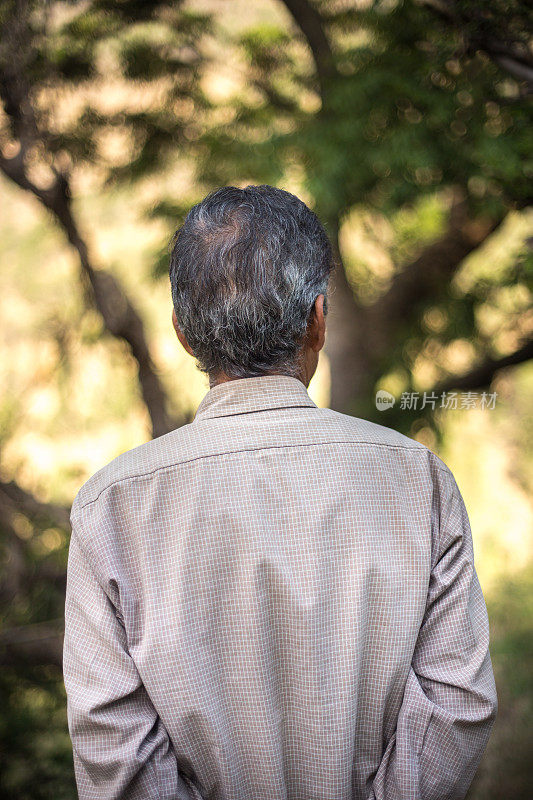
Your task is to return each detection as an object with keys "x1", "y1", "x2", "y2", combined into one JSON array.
[{"x1": 64, "y1": 374, "x2": 497, "y2": 800}]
